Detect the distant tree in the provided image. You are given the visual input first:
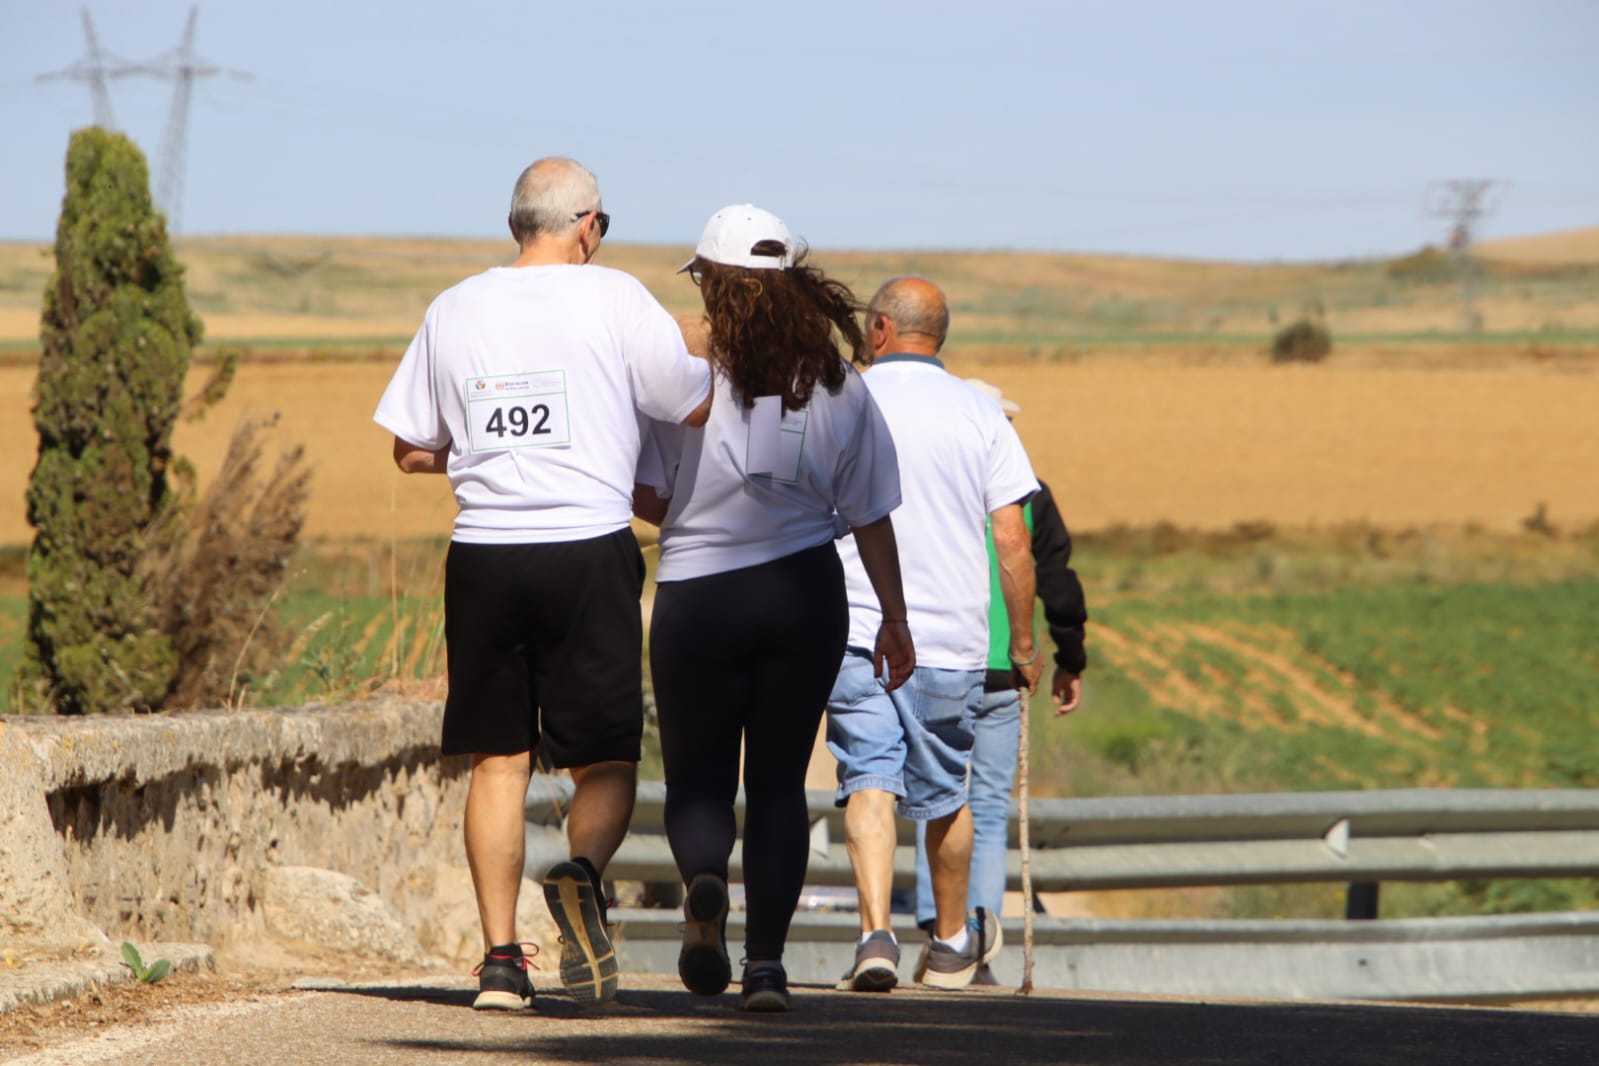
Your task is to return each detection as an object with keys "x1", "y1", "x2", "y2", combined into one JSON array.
[
  {"x1": 19, "y1": 128, "x2": 201, "y2": 713},
  {"x1": 1270, "y1": 318, "x2": 1332, "y2": 365}
]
